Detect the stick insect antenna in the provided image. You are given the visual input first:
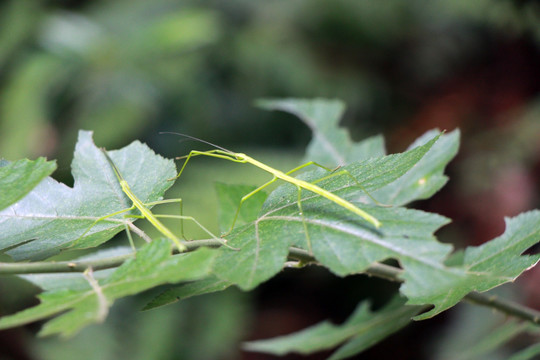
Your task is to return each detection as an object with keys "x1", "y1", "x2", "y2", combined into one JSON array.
[{"x1": 159, "y1": 132, "x2": 234, "y2": 154}]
